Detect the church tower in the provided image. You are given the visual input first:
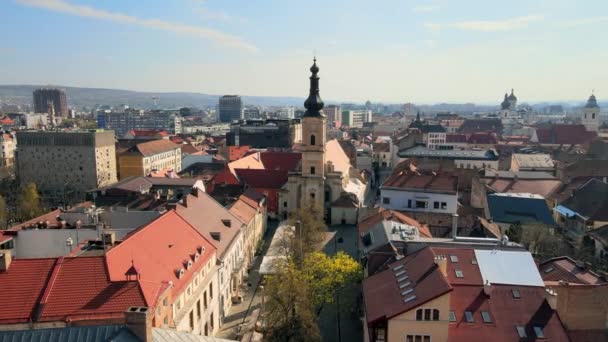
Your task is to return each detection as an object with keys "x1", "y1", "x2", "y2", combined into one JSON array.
[
  {"x1": 300, "y1": 58, "x2": 327, "y2": 208},
  {"x1": 582, "y1": 93, "x2": 600, "y2": 132}
]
